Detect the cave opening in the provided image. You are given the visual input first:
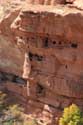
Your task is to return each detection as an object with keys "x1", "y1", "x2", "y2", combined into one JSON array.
[
  {"x1": 29, "y1": 52, "x2": 33, "y2": 61},
  {"x1": 0, "y1": 71, "x2": 27, "y2": 84},
  {"x1": 44, "y1": 37, "x2": 49, "y2": 47},
  {"x1": 29, "y1": 52, "x2": 43, "y2": 61},
  {"x1": 53, "y1": 41, "x2": 56, "y2": 45},
  {"x1": 71, "y1": 43, "x2": 78, "y2": 48},
  {"x1": 65, "y1": 1, "x2": 73, "y2": 4},
  {"x1": 65, "y1": 65, "x2": 68, "y2": 69},
  {"x1": 35, "y1": 54, "x2": 43, "y2": 61},
  {"x1": 36, "y1": 83, "x2": 45, "y2": 97}
]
